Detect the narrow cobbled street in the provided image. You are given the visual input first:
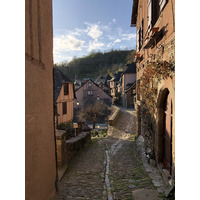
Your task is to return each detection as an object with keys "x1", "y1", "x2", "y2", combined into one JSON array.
[{"x1": 53, "y1": 108, "x2": 162, "y2": 200}]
